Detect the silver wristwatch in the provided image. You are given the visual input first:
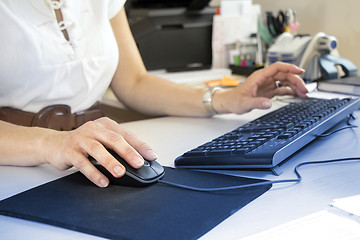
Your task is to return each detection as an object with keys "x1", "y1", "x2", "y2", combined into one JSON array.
[{"x1": 202, "y1": 87, "x2": 221, "y2": 116}]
